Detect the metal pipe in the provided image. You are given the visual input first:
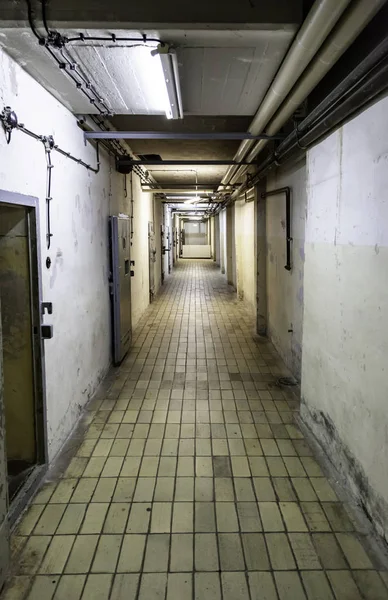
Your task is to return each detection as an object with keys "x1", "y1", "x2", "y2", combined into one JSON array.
[
  {"x1": 83, "y1": 131, "x2": 285, "y2": 140},
  {"x1": 231, "y1": 35, "x2": 388, "y2": 200},
  {"x1": 261, "y1": 188, "x2": 292, "y2": 271},
  {"x1": 220, "y1": 0, "x2": 353, "y2": 186},
  {"x1": 230, "y1": 0, "x2": 386, "y2": 183},
  {"x1": 122, "y1": 160, "x2": 255, "y2": 166},
  {"x1": 141, "y1": 188, "x2": 216, "y2": 194}
]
